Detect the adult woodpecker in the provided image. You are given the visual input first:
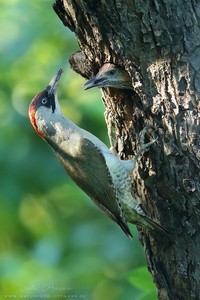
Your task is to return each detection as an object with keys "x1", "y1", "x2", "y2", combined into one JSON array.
[
  {"x1": 29, "y1": 68, "x2": 167, "y2": 239},
  {"x1": 84, "y1": 63, "x2": 134, "y2": 90}
]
